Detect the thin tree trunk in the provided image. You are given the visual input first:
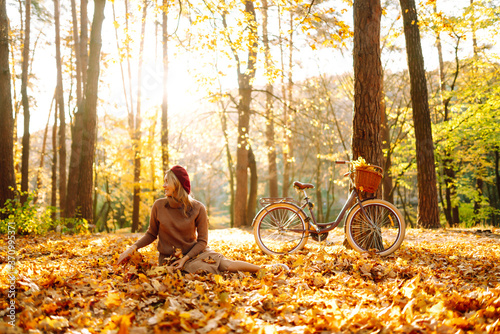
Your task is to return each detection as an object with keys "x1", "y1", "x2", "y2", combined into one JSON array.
[
  {"x1": 76, "y1": 0, "x2": 106, "y2": 223},
  {"x1": 20, "y1": 0, "x2": 31, "y2": 204},
  {"x1": 220, "y1": 109, "x2": 235, "y2": 227},
  {"x1": 496, "y1": 148, "x2": 500, "y2": 205},
  {"x1": 282, "y1": 10, "x2": 294, "y2": 198},
  {"x1": 246, "y1": 146, "x2": 258, "y2": 224},
  {"x1": 80, "y1": 0, "x2": 88, "y2": 89},
  {"x1": 0, "y1": 0, "x2": 16, "y2": 216},
  {"x1": 34, "y1": 92, "x2": 55, "y2": 204},
  {"x1": 262, "y1": 0, "x2": 278, "y2": 198},
  {"x1": 161, "y1": 0, "x2": 169, "y2": 175},
  {"x1": 51, "y1": 106, "x2": 58, "y2": 220},
  {"x1": 381, "y1": 74, "x2": 394, "y2": 203},
  {"x1": 70, "y1": 0, "x2": 82, "y2": 107},
  {"x1": 434, "y1": 2, "x2": 459, "y2": 227},
  {"x1": 400, "y1": 0, "x2": 440, "y2": 228},
  {"x1": 352, "y1": 0, "x2": 383, "y2": 167},
  {"x1": 131, "y1": 0, "x2": 147, "y2": 233},
  {"x1": 54, "y1": 0, "x2": 66, "y2": 215},
  {"x1": 315, "y1": 142, "x2": 324, "y2": 223}
]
